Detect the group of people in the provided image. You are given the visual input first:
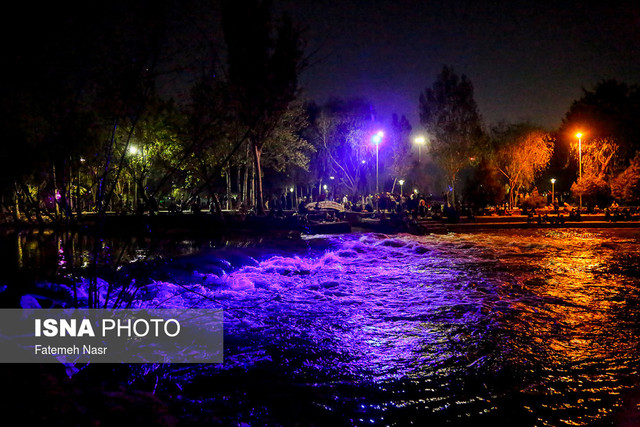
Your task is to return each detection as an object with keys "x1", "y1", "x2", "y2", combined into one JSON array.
[
  {"x1": 604, "y1": 204, "x2": 639, "y2": 222},
  {"x1": 523, "y1": 200, "x2": 640, "y2": 225},
  {"x1": 318, "y1": 191, "x2": 467, "y2": 222}
]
